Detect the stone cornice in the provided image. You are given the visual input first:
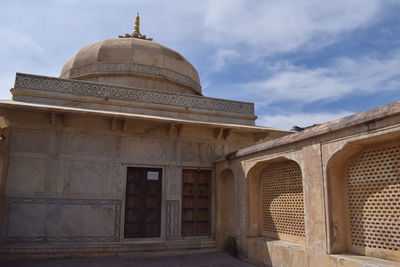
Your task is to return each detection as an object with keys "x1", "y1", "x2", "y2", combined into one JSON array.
[
  {"x1": 14, "y1": 73, "x2": 255, "y2": 115},
  {"x1": 60, "y1": 62, "x2": 202, "y2": 94},
  {"x1": 223, "y1": 100, "x2": 400, "y2": 160}
]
